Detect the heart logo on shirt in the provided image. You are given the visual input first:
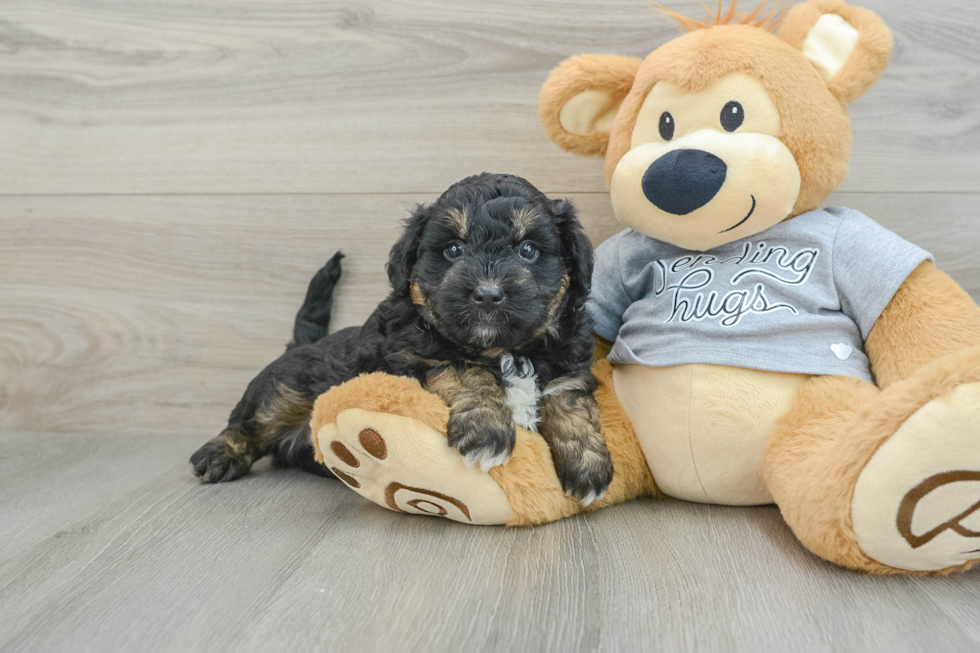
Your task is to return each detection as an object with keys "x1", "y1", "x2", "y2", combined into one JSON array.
[{"x1": 831, "y1": 343, "x2": 853, "y2": 361}]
